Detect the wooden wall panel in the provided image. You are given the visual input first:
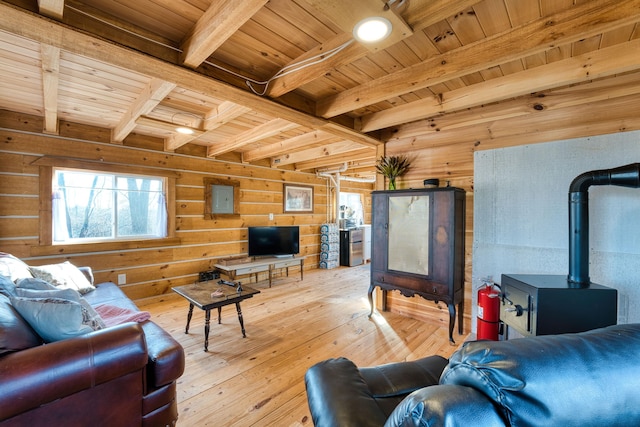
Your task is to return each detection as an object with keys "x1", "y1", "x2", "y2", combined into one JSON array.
[{"x1": 0, "y1": 111, "x2": 370, "y2": 302}]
